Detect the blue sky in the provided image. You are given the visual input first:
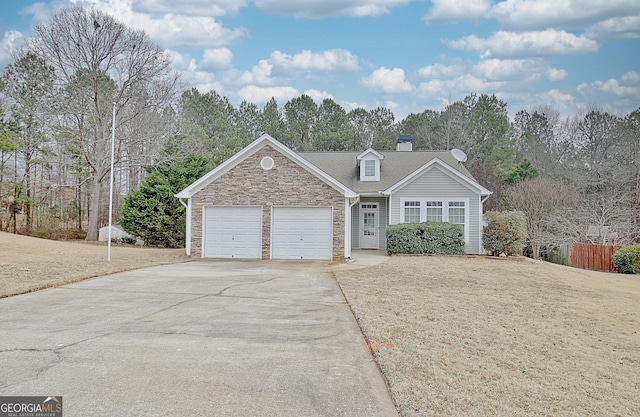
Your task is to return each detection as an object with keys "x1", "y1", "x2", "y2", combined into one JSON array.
[{"x1": 1, "y1": 0, "x2": 639, "y2": 120}]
